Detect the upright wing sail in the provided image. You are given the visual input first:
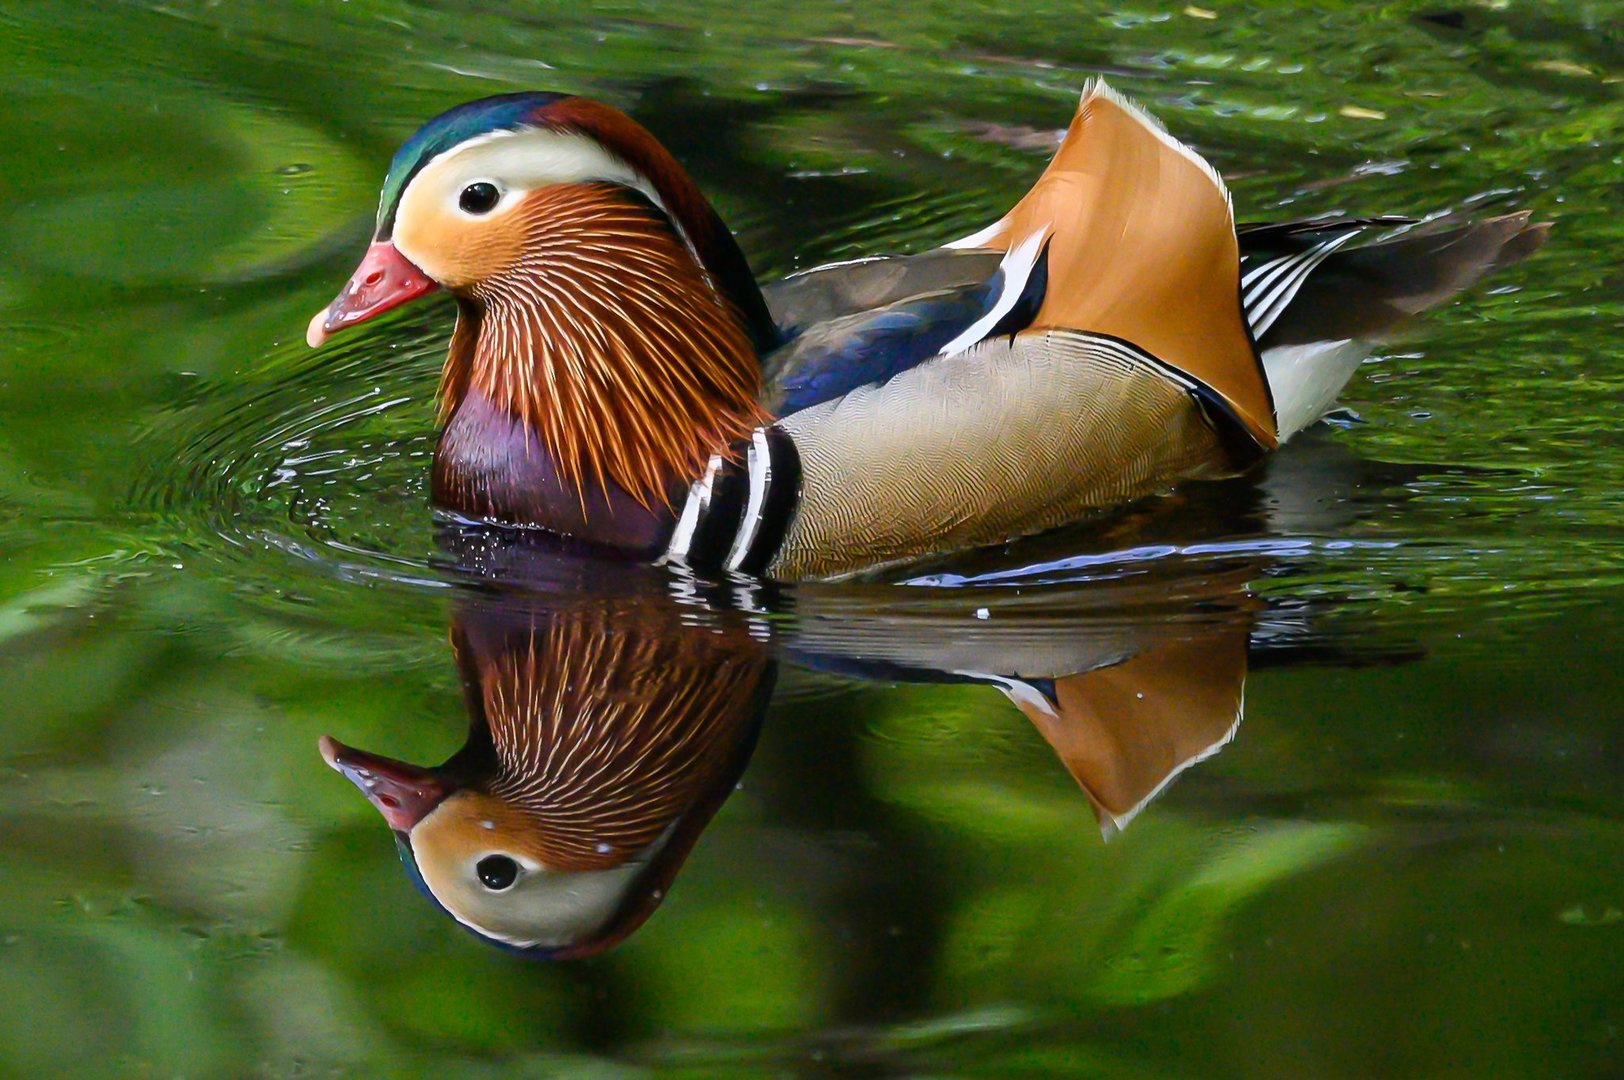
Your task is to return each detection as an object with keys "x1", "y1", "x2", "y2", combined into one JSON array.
[{"x1": 948, "y1": 80, "x2": 1277, "y2": 449}]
